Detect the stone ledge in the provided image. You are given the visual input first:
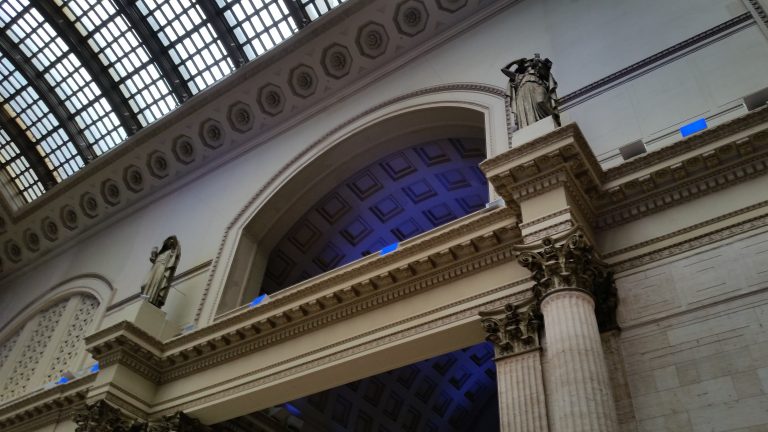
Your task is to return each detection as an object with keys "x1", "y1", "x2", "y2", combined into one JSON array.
[
  {"x1": 85, "y1": 206, "x2": 522, "y2": 385},
  {"x1": 481, "y1": 107, "x2": 768, "y2": 231}
]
